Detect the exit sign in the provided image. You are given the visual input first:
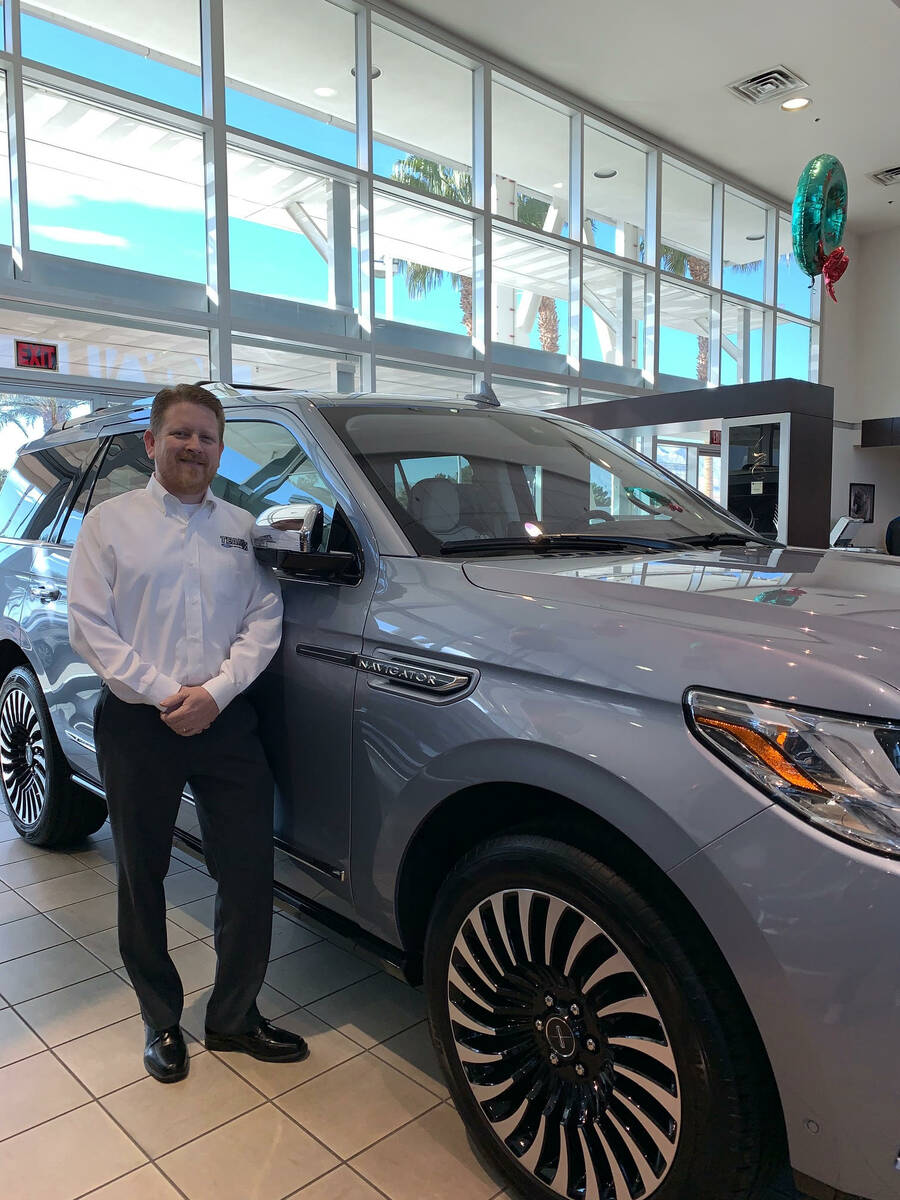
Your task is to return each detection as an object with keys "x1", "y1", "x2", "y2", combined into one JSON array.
[
  {"x1": 16, "y1": 340, "x2": 58, "y2": 370},
  {"x1": 709, "y1": 428, "x2": 722, "y2": 446}
]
